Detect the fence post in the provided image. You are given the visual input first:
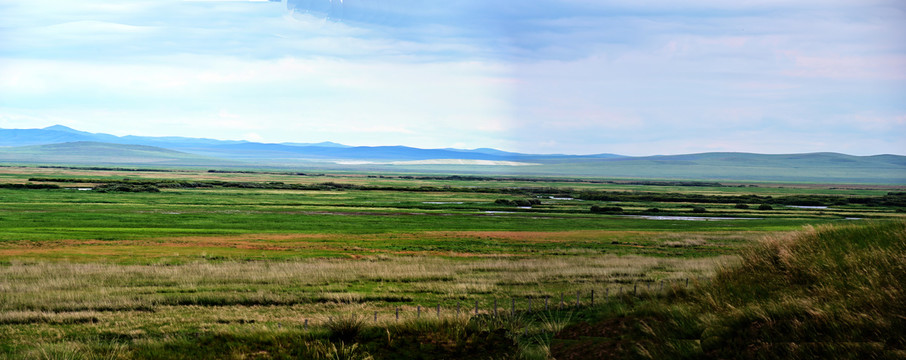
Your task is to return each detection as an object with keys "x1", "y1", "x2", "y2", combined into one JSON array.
[
  {"x1": 685, "y1": 278, "x2": 689, "y2": 287},
  {"x1": 605, "y1": 288, "x2": 609, "y2": 299},
  {"x1": 396, "y1": 307, "x2": 399, "y2": 321},
  {"x1": 659, "y1": 281, "x2": 663, "y2": 292},
  {"x1": 475, "y1": 300, "x2": 479, "y2": 315},
  {"x1": 511, "y1": 298, "x2": 516, "y2": 316},
  {"x1": 304, "y1": 319, "x2": 308, "y2": 330},
  {"x1": 417, "y1": 305, "x2": 421, "y2": 319},
  {"x1": 545, "y1": 296, "x2": 550, "y2": 311},
  {"x1": 528, "y1": 297, "x2": 533, "y2": 312},
  {"x1": 633, "y1": 283, "x2": 637, "y2": 296},
  {"x1": 494, "y1": 298, "x2": 498, "y2": 317},
  {"x1": 374, "y1": 311, "x2": 377, "y2": 322},
  {"x1": 576, "y1": 290, "x2": 580, "y2": 307},
  {"x1": 591, "y1": 289, "x2": 594, "y2": 307}
]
